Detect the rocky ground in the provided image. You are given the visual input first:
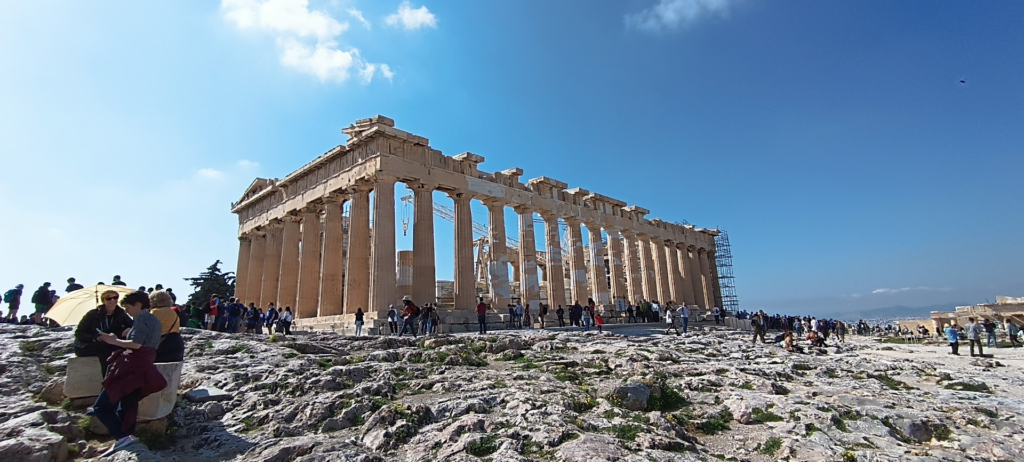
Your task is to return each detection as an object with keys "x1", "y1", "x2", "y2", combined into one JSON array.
[{"x1": 2, "y1": 322, "x2": 1023, "y2": 462}]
